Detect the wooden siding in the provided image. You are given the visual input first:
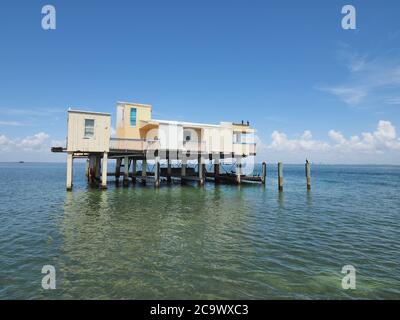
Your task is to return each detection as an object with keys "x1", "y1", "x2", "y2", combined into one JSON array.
[{"x1": 67, "y1": 111, "x2": 111, "y2": 152}]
